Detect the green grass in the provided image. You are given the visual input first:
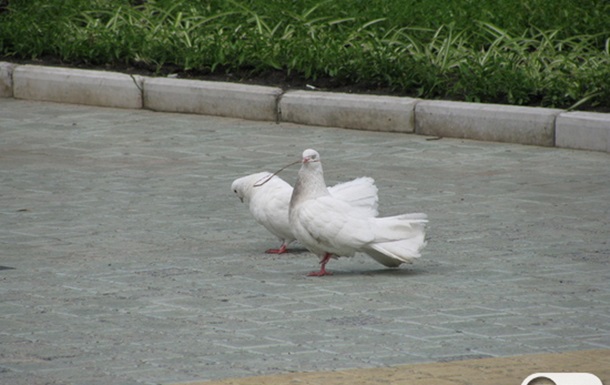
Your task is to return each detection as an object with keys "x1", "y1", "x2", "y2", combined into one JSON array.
[{"x1": 1, "y1": 0, "x2": 609, "y2": 110}]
